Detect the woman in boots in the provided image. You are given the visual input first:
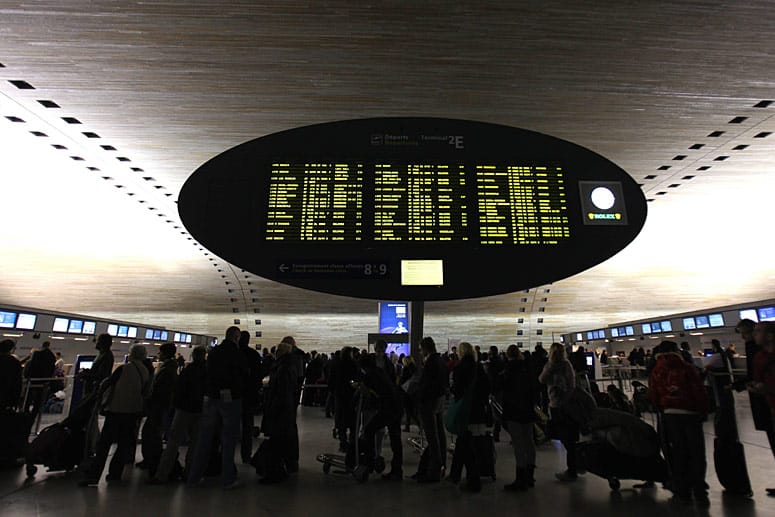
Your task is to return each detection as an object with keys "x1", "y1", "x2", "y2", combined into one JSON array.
[{"x1": 499, "y1": 345, "x2": 538, "y2": 490}]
